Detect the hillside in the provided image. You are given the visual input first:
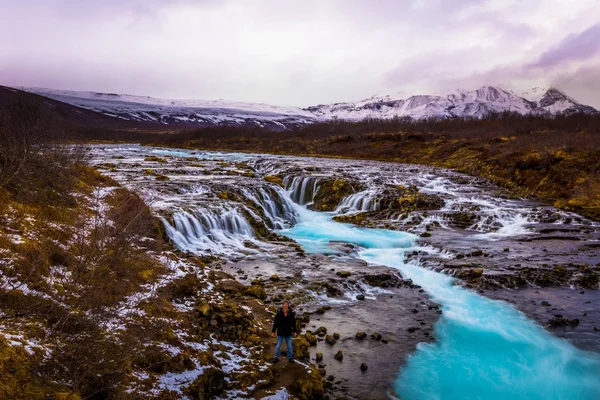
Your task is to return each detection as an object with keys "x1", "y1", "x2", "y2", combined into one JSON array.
[{"x1": 0, "y1": 95, "x2": 322, "y2": 399}]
